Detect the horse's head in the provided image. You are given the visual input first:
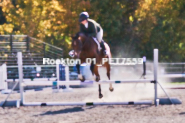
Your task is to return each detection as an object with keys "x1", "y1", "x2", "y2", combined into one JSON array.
[{"x1": 71, "y1": 32, "x2": 87, "y2": 58}]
